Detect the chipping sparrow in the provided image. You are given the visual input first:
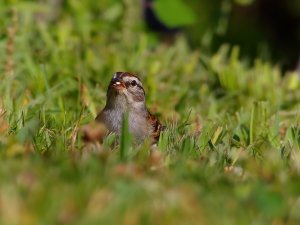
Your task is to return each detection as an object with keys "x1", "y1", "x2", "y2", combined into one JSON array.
[{"x1": 96, "y1": 72, "x2": 164, "y2": 143}]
